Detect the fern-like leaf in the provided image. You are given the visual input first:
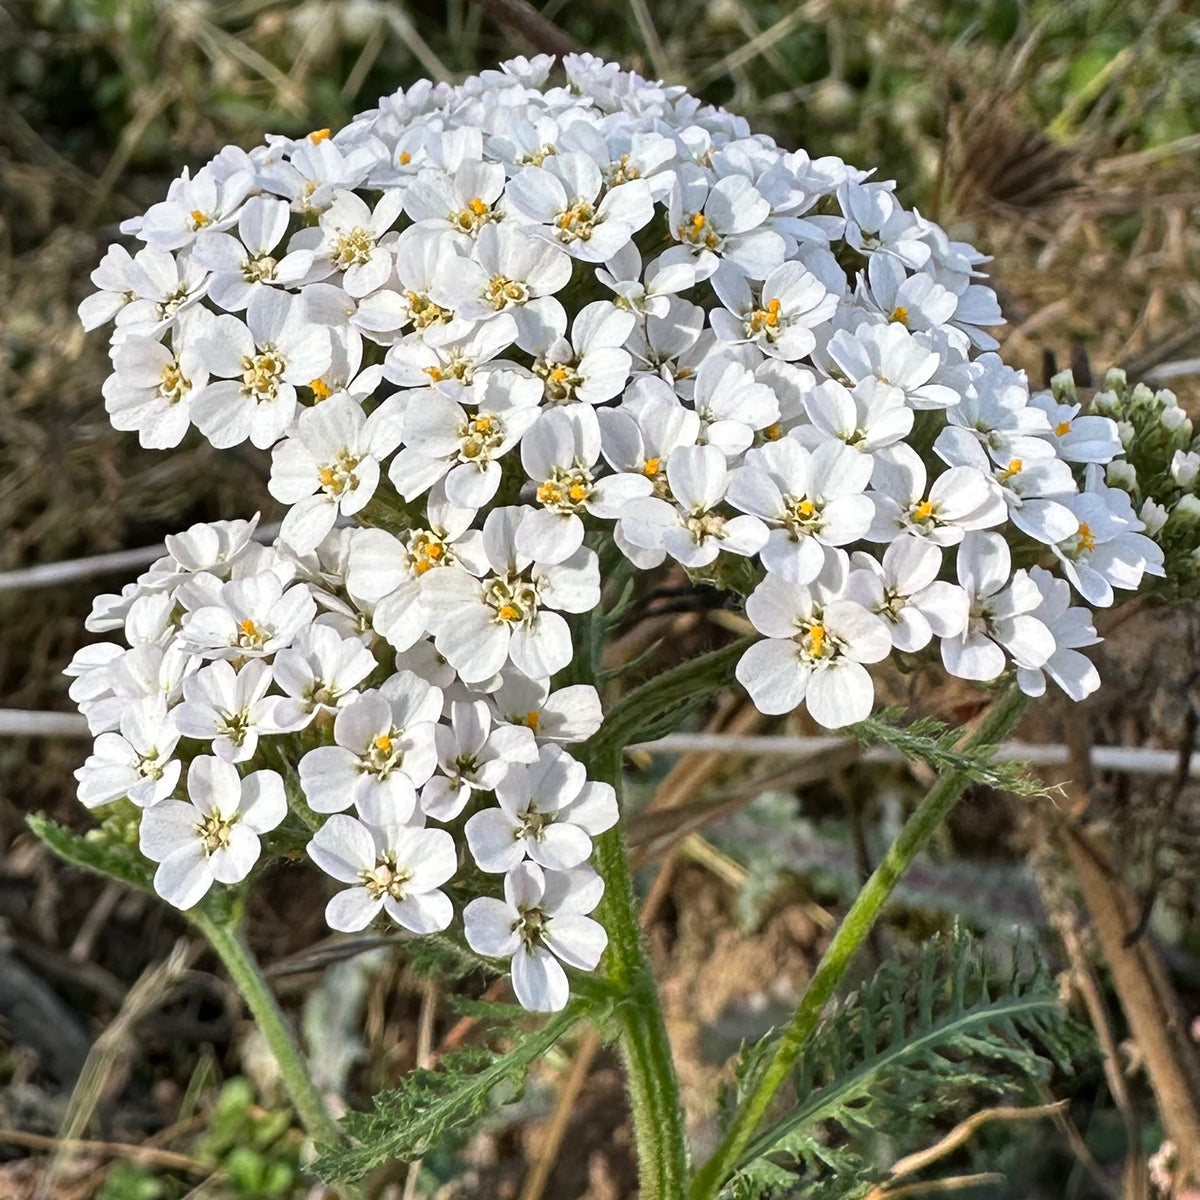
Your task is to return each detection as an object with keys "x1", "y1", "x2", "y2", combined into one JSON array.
[
  {"x1": 315, "y1": 1000, "x2": 602, "y2": 1182},
  {"x1": 722, "y1": 929, "x2": 1090, "y2": 1199},
  {"x1": 855, "y1": 708, "x2": 1051, "y2": 797},
  {"x1": 27, "y1": 812, "x2": 154, "y2": 894}
]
